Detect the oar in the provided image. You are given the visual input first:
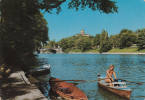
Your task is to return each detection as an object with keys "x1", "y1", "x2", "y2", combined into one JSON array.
[
  {"x1": 50, "y1": 79, "x2": 87, "y2": 83},
  {"x1": 118, "y1": 79, "x2": 144, "y2": 85},
  {"x1": 50, "y1": 79, "x2": 98, "y2": 83}
]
